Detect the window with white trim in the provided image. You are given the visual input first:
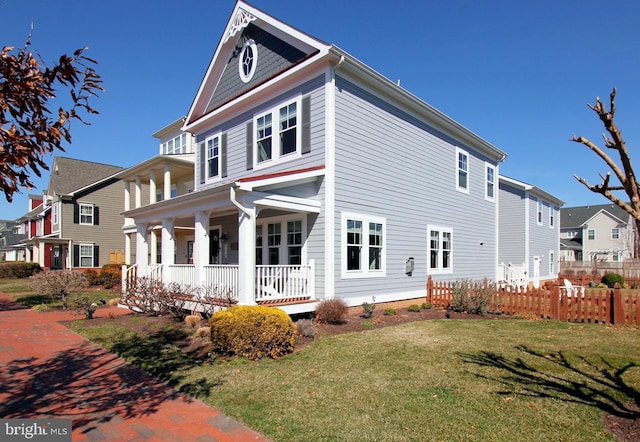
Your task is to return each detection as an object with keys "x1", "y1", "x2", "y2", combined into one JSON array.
[
  {"x1": 256, "y1": 225, "x2": 263, "y2": 265},
  {"x1": 206, "y1": 135, "x2": 220, "y2": 181},
  {"x1": 239, "y1": 39, "x2": 257, "y2": 83},
  {"x1": 254, "y1": 98, "x2": 301, "y2": 168},
  {"x1": 79, "y1": 204, "x2": 94, "y2": 225},
  {"x1": 52, "y1": 202, "x2": 59, "y2": 225},
  {"x1": 161, "y1": 133, "x2": 188, "y2": 155},
  {"x1": 536, "y1": 199, "x2": 543, "y2": 225},
  {"x1": 588, "y1": 229, "x2": 595, "y2": 240},
  {"x1": 287, "y1": 220, "x2": 302, "y2": 265},
  {"x1": 428, "y1": 225, "x2": 453, "y2": 274},
  {"x1": 256, "y1": 215, "x2": 306, "y2": 266},
  {"x1": 549, "y1": 251, "x2": 555, "y2": 274},
  {"x1": 612, "y1": 253, "x2": 620, "y2": 262},
  {"x1": 456, "y1": 148, "x2": 469, "y2": 193},
  {"x1": 612, "y1": 228, "x2": 620, "y2": 240},
  {"x1": 485, "y1": 163, "x2": 495, "y2": 201},
  {"x1": 549, "y1": 206, "x2": 555, "y2": 228},
  {"x1": 341, "y1": 212, "x2": 386, "y2": 278},
  {"x1": 79, "y1": 244, "x2": 94, "y2": 268}
]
